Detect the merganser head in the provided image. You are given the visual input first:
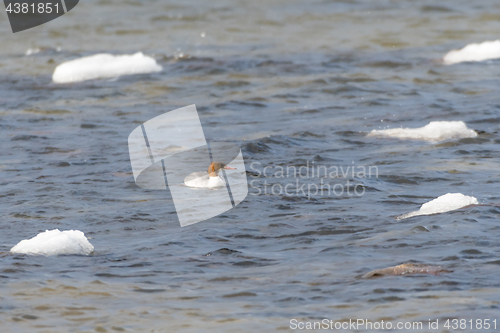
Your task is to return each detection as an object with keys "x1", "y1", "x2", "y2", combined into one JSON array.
[{"x1": 208, "y1": 161, "x2": 236, "y2": 177}]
